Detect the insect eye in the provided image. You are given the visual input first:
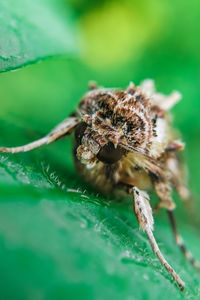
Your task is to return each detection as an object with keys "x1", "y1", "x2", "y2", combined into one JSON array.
[
  {"x1": 75, "y1": 122, "x2": 88, "y2": 144},
  {"x1": 97, "y1": 142, "x2": 126, "y2": 164}
]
